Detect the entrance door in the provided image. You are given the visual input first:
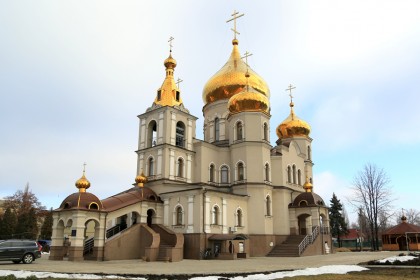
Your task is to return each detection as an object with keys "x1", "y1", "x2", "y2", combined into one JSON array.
[{"x1": 147, "y1": 209, "x2": 154, "y2": 227}]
